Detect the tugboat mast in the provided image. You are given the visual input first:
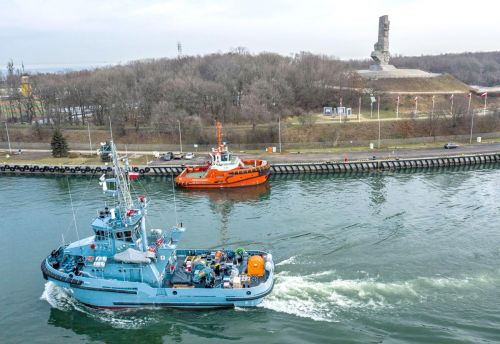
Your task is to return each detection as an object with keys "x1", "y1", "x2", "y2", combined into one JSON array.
[{"x1": 109, "y1": 141, "x2": 134, "y2": 219}]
